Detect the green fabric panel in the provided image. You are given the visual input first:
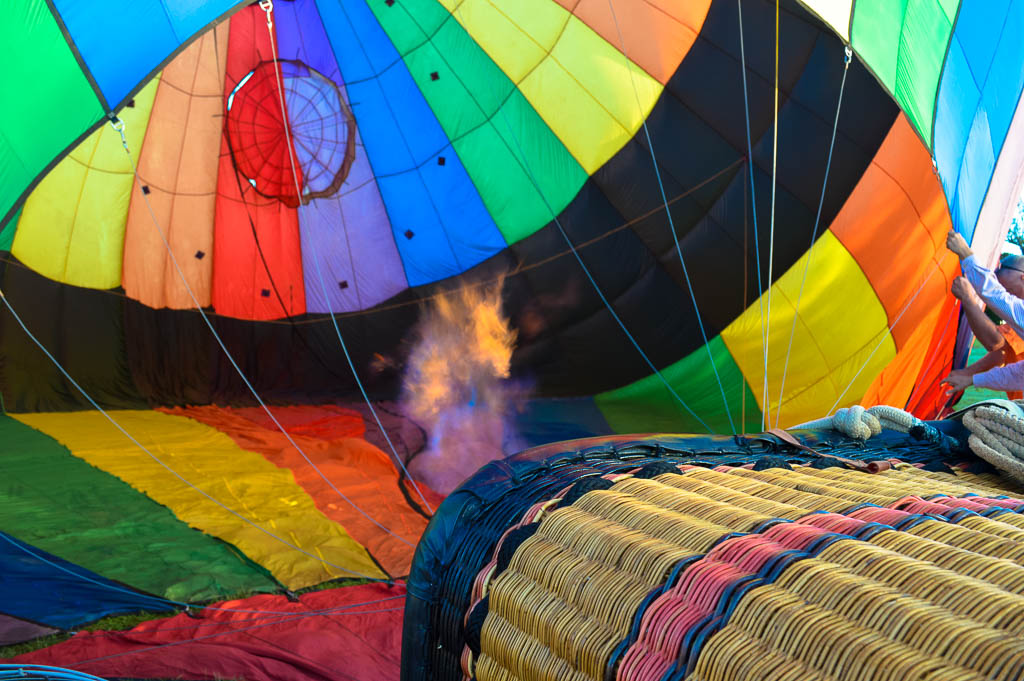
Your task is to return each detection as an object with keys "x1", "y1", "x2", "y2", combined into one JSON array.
[
  {"x1": 453, "y1": 94, "x2": 587, "y2": 243},
  {"x1": 368, "y1": 0, "x2": 587, "y2": 243},
  {"x1": 851, "y1": 0, "x2": 958, "y2": 147},
  {"x1": 0, "y1": 2, "x2": 104, "y2": 225},
  {"x1": 0, "y1": 415, "x2": 278, "y2": 602},
  {"x1": 403, "y1": 13, "x2": 513, "y2": 139},
  {"x1": 595, "y1": 336, "x2": 762, "y2": 435},
  {"x1": 0, "y1": 208, "x2": 19, "y2": 252}
]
